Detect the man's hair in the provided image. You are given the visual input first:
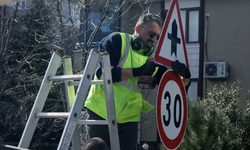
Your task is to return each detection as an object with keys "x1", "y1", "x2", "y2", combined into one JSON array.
[
  {"x1": 82, "y1": 137, "x2": 110, "y2": 150},
  {"x1": 136, "y1": 13, "x2": 163, "y2": 28}
]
